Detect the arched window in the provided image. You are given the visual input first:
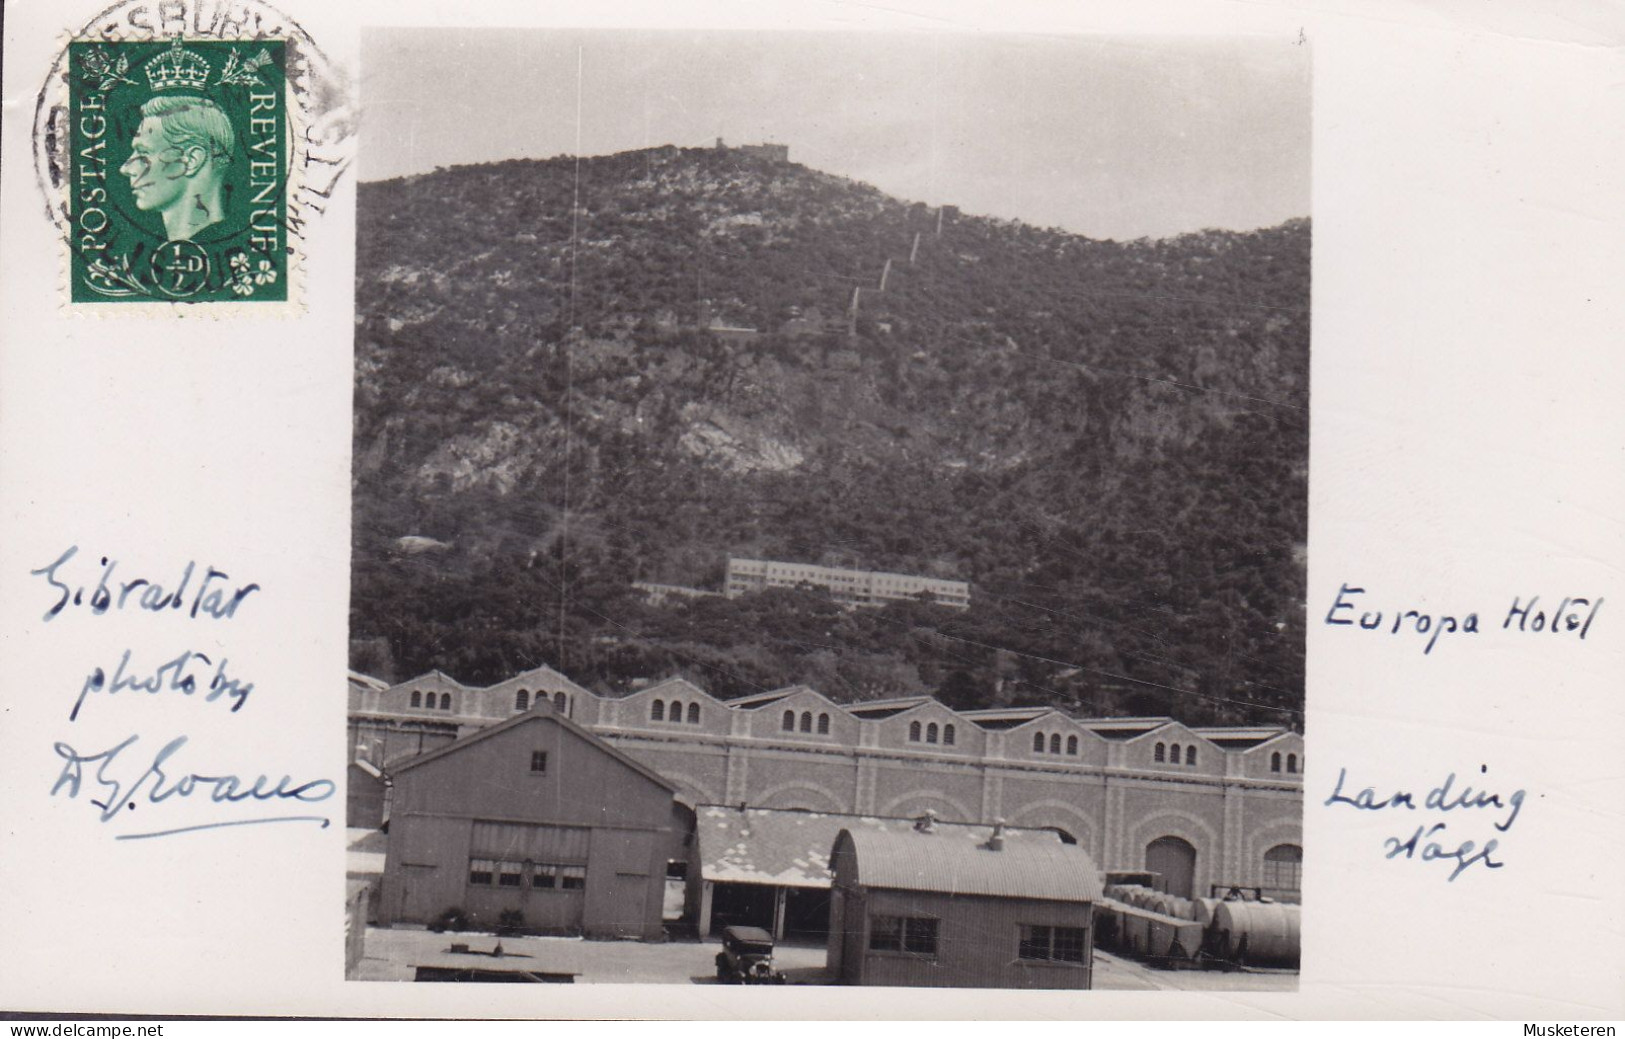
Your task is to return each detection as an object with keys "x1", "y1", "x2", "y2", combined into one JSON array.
[
  {"x1": 440, "y1": 693, "x2": 451, "y2": 711},
  {"x1": 670, "y1": 701, "x2": 683, "y2": 722},
  {"x1": 817, "y1": 713, "x2": 830, "y2": 735},
  {"x1": 1049, "y1": 733, "x2": 1062, "y2": 754},
  {"x1": 1154, "y1": 743, "x2": 1165, "y2": 762},
  {"x1": 1185, "y1": 745, "x2": 1196, "y2": 766},
  {"x1": 1287, "y1": 753, "x2": 1298, "y2": 774},
  {"x1": 410, "y1": 691, "x2": 421, "y2": 708},
  {"x1": 515, "y1": 690, "x2": 529, "y2": 711},
  {"x1": 1170, "y1": 742, "x2": 1181, "y2": 764},
  {"x1": 800, "y1": 711, "x2": 813, "y2": 733},
  {"x1": 1270, "y1": 751, "x2": 1282, "y2": 772},
  {"x1": 783, "y1": 709, "x2": 795, "y2": 731},
  {"x1": 909, "y1": 721, "x2": 922, "y2": 742},
  {"x1": 1033, "y1": 732, "x2": 1046, "y2": 753},
  {"x1": 943, "y1": 724, "x2": 955, "y2": 746},
  {"x1": 687, "y1": 702, "x2": 700, "y2": 725},
  {"x1": 926, "y1": 723, "x2": 939, "y2": 744},
  {"x1": 554, "y1": 691, "x2": 568, "y2": 716},
  {"x1": 651, "y1": 699, "x2": 665, "y2": 722},
  {"x1": 1263, "y1": 843, "x2": 1303, "y2": 897},
  {"x1": 1066, "y1": 735, "x2": 1078, "y2": 755}
]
